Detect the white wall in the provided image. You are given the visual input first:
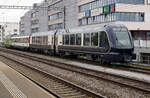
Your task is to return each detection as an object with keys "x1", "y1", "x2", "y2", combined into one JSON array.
[{"x1": 3, "y1": 22, "x2": 19, "y2": 36}]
